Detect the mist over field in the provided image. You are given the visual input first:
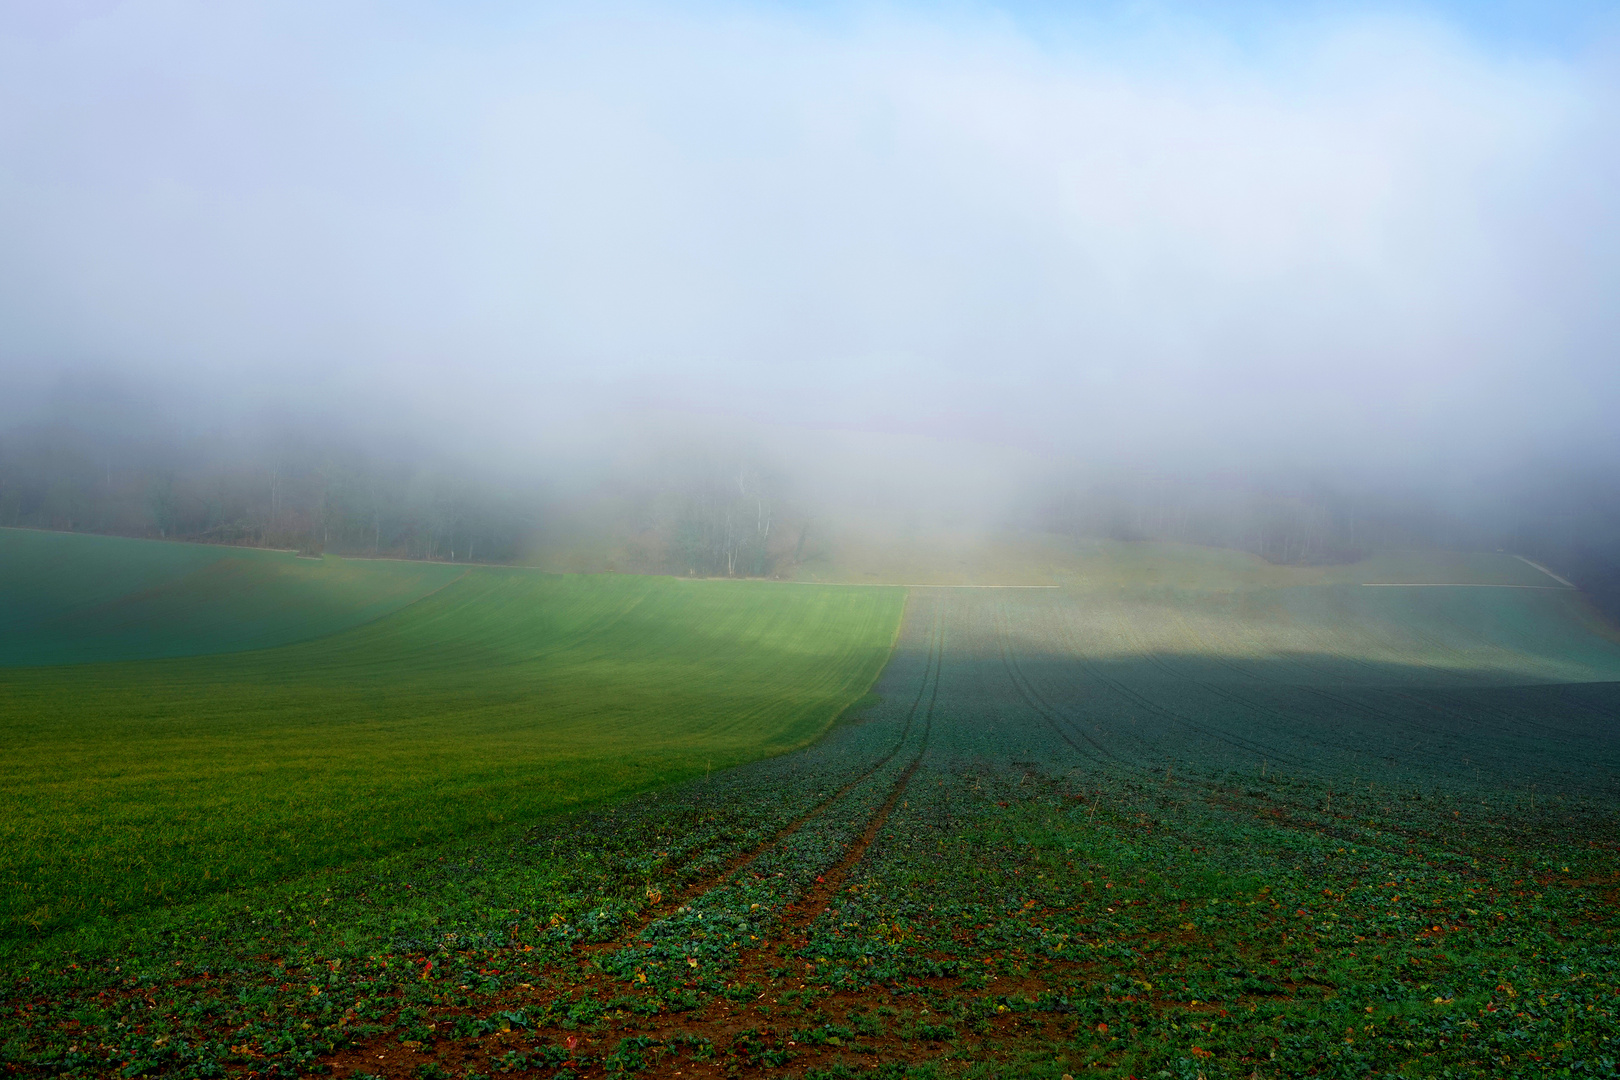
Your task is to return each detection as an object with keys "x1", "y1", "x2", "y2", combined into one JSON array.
[
  {"x1": 2, "y1": 0, "x2": 1618, "y2": 592},
  {"x1": 13, "y1": 9, "x2": 1620, "y2": 1077}
]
